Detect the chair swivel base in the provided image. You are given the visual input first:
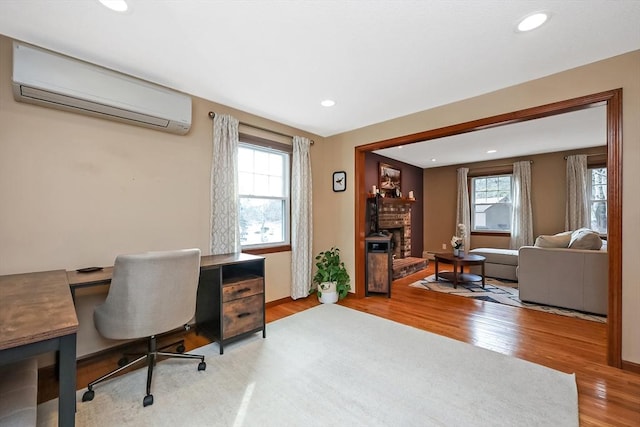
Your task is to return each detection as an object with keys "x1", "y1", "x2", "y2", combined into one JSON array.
[{"x1": 81, "y1": 335, "x2": 206, "y2": 407}]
